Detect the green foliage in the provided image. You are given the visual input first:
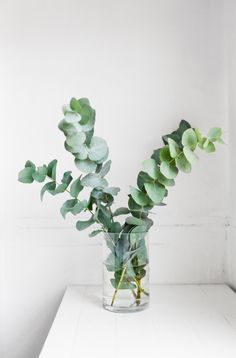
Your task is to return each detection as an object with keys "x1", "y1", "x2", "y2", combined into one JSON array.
[
  {"x1": 182, "y1": 128, "x2": 197, "y2": 150},
  {"x1": 18, "y1": 96, "x2": 224, "y2": 305}
]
